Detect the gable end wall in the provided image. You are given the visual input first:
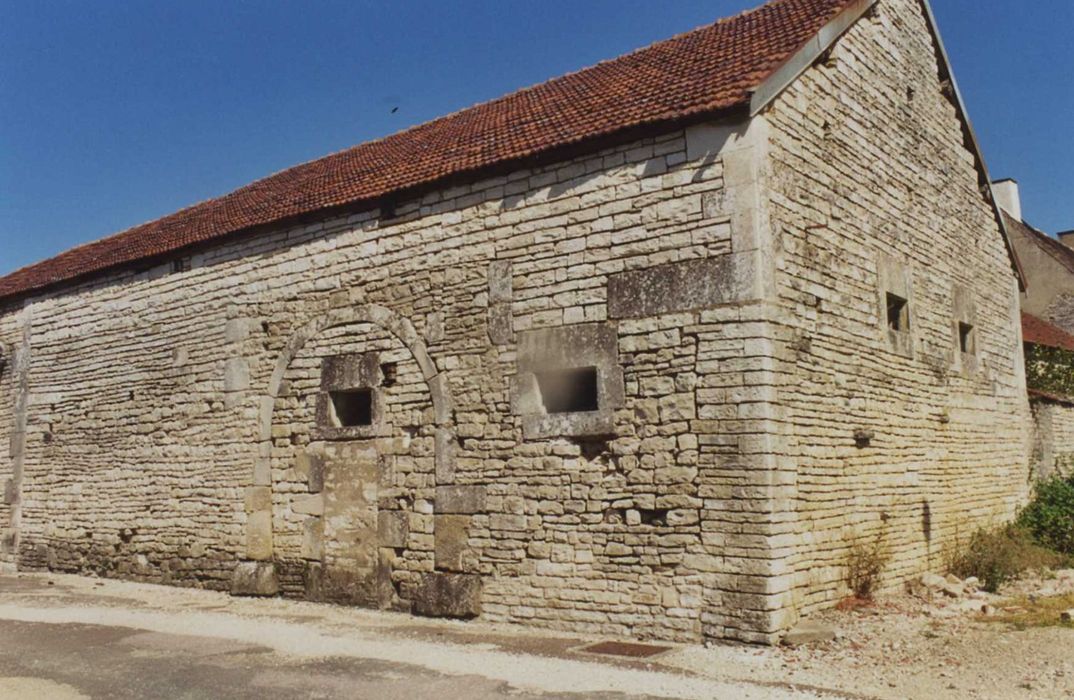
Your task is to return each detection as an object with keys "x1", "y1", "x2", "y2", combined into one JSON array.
[{"x1": 763, "y1": 0, "x2": 1030, "y2": 617}]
